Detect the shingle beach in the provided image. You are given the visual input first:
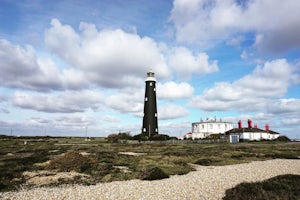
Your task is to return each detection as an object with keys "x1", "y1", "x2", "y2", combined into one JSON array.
[{"x1": 1, "y1": 159, "x2": 300, "y2": 200}]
